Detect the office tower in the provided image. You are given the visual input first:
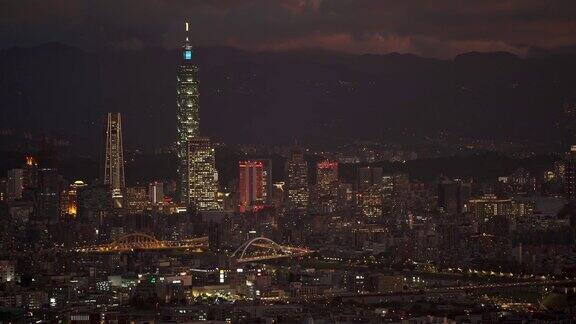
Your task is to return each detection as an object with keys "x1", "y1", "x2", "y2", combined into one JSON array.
[
  {"x1": 390, "y1": 173, "x2": 410, "y2": 217},
  {"x1": 23, "y1": 156, "x2": 38, "y2": 190},
  {"x1": 272, "y1": 182, "x2": 285, "y2": 207},
  {"x1": 381, "y1": 175, "x2": 395, "y2": 215},
  {"x1": 358, "y1": 173, "x2": 393, "y2": 220},
  {"x1": 0, "y1": 261, "x2": 15, "y2": 283},
  {"x1": 126, "y1": 186, "x2": 150, "y2": 214},
  {"x1": 437, "y1": 178, "x2": 472, "y2": 214},
  {"x1": 103, "y1": 112, "x2": 125, "y2": 208},
  {"x1": 316, "y1": 161, "x2": 338, "y2": 212},
  {"x1": 0, "y1": 178, "x2": 6, "y2": 202},
  {"x1": 286, "y1": 144, "x2": 309, "y2": 212},
  {"x1": 37, "y1": 168, "x2": 61, "y2": 222},
  {"x1": 177, "y1": 22, "x2": 200, "y2": 203},
  {"x1": 562, "y1": 100, "x2": 576, "y2": 151},
  {"x1": 60, "y1": 180, "x2": 87, "y2": 219},
  {"x1": 317, "y1": 161, "x2": 338, "y2": 195},
  {"x1": 392, "y1": 173, "x2": 410, "y2": 196},
  {"x1": 257, "y1": 159, "x2": 273, "y2": 205},
  {"x1": 565, "y1": 146, "x2": 576, "y2": 200},
  {"x1": 186, "y1": 137, "x2": 220, "y2": 211},
  {"x1": 77, "y1": 185, "x2": 112, "y2": 223},
  {"x1": 360, "y1": 185, "x2": 383, "y2": 220},
  {"x1": 238, "y1": 161, "x2": 264, "y2": 212},
  {"x1": 6, "y1": 169, "x2": 24, "y2": 201},
  {"x1": 149, "y1": 182, "x2": 164, "y2": 205},
  {"x1": 357, "y1": 166, "x2": 383, "y2": 192},
  {"x1": 467, "y1": 194, "x2": 514, "y2": 219}
]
